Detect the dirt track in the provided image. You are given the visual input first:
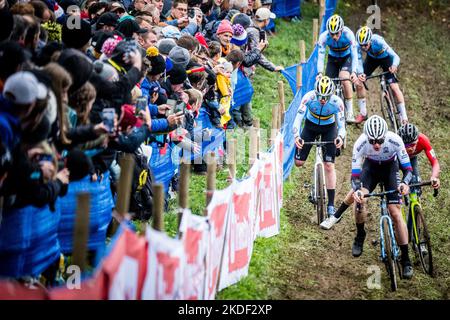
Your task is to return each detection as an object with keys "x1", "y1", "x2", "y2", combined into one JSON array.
[{"x1": 271, "y1": 2, "x2": 450, "y2": 299}]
